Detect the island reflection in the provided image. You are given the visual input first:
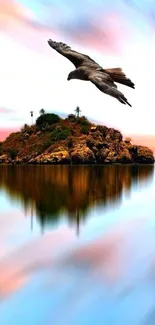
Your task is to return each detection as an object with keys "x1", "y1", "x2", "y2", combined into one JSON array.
[{"x1": 0, "y1": 165, "x2": 153, "y2": 231}]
